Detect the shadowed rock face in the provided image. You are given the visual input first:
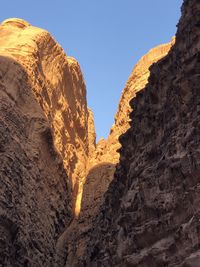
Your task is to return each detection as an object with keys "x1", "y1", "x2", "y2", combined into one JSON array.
[
  {"x1": 65, "y1": 162, "x2": 115, "y2": 267},
  {"x1": 83, "y1": 0, "x2": 200, "y2": 266},
  {"x1": 1, "y1": 0, "x2": 200, "y2": 266},
  {"x1": 90, "y1": 38, "x2": 175, "y2": 167},
  {"x1": 0, "y1": 55, "x2": 71, "y2": 266}
]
